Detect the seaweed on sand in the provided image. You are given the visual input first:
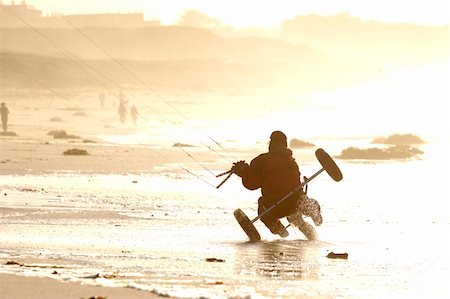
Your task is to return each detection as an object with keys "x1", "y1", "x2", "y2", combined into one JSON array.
[{"x1": 63, "y1": 148, "x2": 89, "y2": 156}]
